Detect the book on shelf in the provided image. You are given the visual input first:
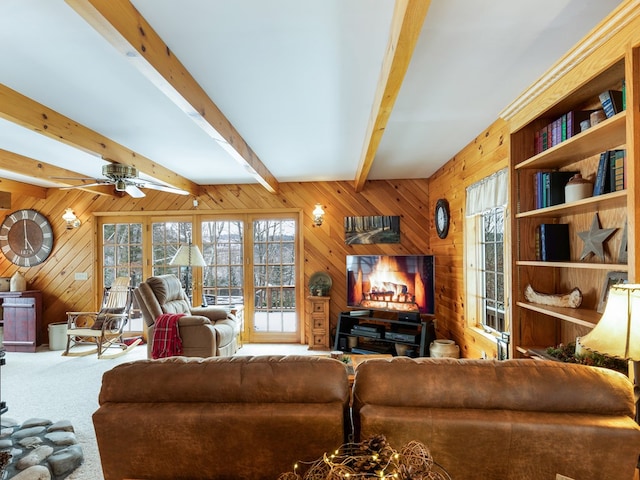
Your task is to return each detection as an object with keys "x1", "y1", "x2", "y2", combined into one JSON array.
[
  {"x1": 538, "y1": 224, "x2": 570, "y2": 262},
  {"x1": 623, "y1": 150, "x2": 627, "y2": 190},
  {"x1": 610, "y1": 149, "x2": 626, "y2": 192},
  {"x1": 534, "y1": 171, "x2": 545, "y2": 209},
  {"x1": 533, "y1": 111, "x2": 592, "y2": 155},
  {"x1": 565, "y1": 110, "x2": 592, "y2": 138},
  {"x1": 545, "y1": 171, "x2": 579, "y2": 207},
  {"x1": 593, "y1": 151, "x2": 611, "y2": 196},
  {"x1": 599, "y1": 90, "x2": 624, "y2": 118}
]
